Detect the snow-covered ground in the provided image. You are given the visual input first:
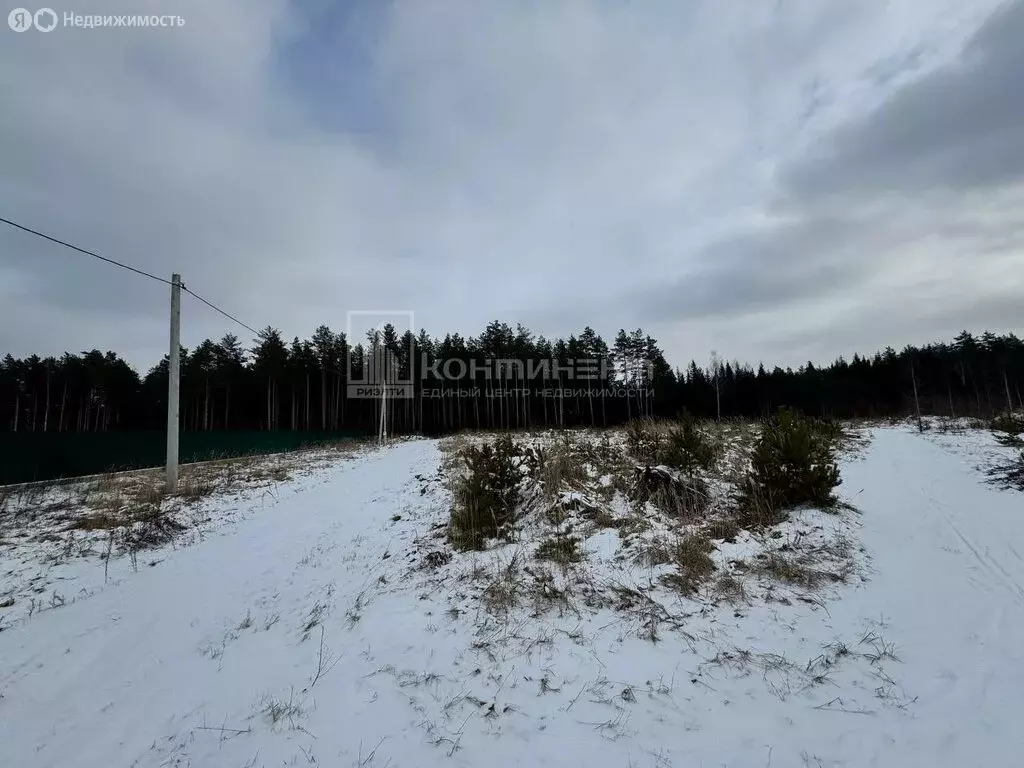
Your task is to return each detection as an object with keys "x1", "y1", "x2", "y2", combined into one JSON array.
[{"x1": 1, "y1": 425, "x2": 1023, "y2": 767}]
